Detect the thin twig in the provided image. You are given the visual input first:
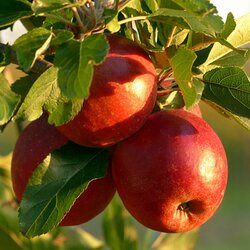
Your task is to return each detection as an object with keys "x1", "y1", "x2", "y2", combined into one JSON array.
[
  {"x1": 71, "y1": 7, "x2": 86, "y2": 34},
  {"x1": 87, "y1": 0, "x2": 97, "y2": 29}
]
